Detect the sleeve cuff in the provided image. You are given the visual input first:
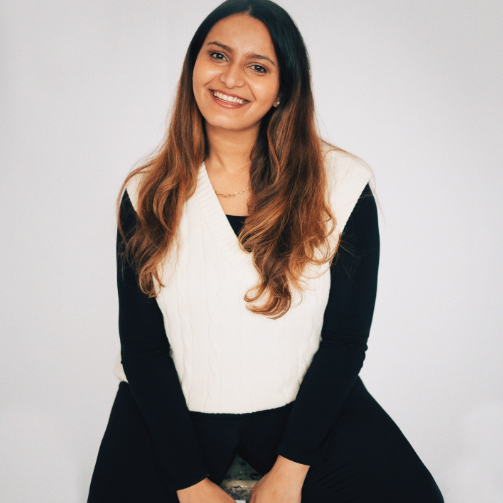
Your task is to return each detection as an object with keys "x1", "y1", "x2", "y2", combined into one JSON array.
[
  {"x1": 276, "y1": 442, "x2": 328, "y2": 468},
  {"x1": 170, "y1": 465, "x2": 209, "y2": 492}
]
